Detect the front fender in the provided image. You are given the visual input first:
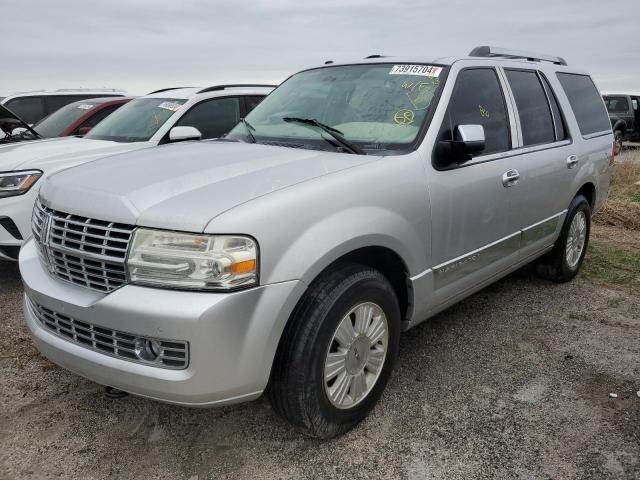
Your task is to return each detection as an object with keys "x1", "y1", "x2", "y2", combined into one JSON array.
[
  {"x1": 204, "y1": 152, "x2": 431, "y2": 286},
  {"x1": 271, "y1": 205, "x2": 425, "y2": 286}
]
